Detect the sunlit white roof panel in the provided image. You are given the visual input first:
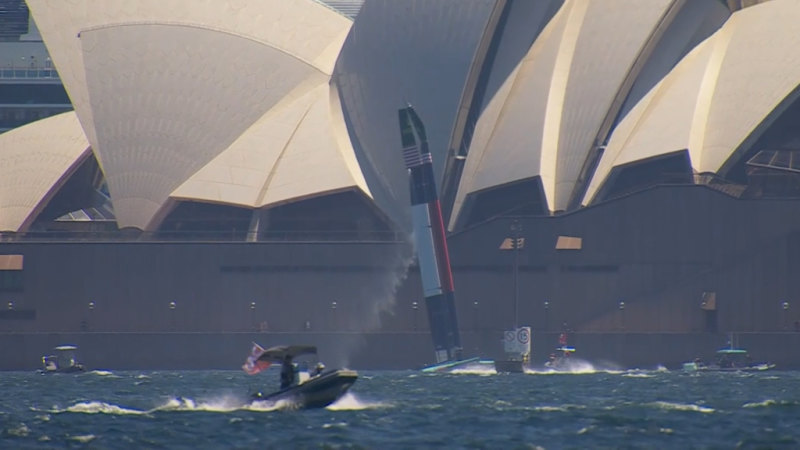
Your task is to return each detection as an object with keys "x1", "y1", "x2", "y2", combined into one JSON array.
[
  {"x1": 0, "y1": 112, "x2": 90, "y2": 232},
  {"x1": 27, "y1": 0, "x2": 352, "y2": 230},
  {"x1": 452, "y1": 0, "x2": 673, "y2": 219},
  {"x1": 584, "y1": 0, "x2": 800, "y2": 204},
  {"x1": 172, "y1": 82, "x2": 369, "y2": 208}
]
